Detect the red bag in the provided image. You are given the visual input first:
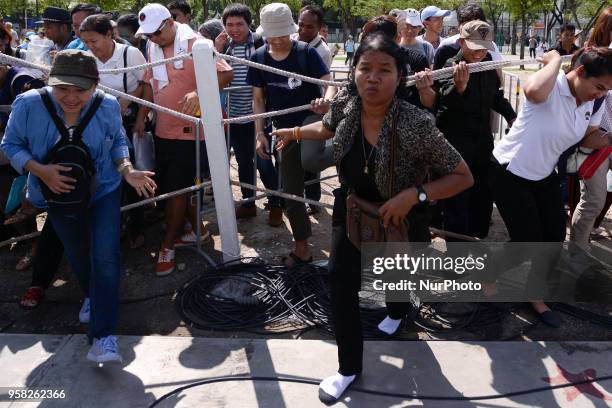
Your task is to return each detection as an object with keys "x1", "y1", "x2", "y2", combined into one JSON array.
[{"x1": 578, "y1": 147, "x2": 611, "y2": 180}]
